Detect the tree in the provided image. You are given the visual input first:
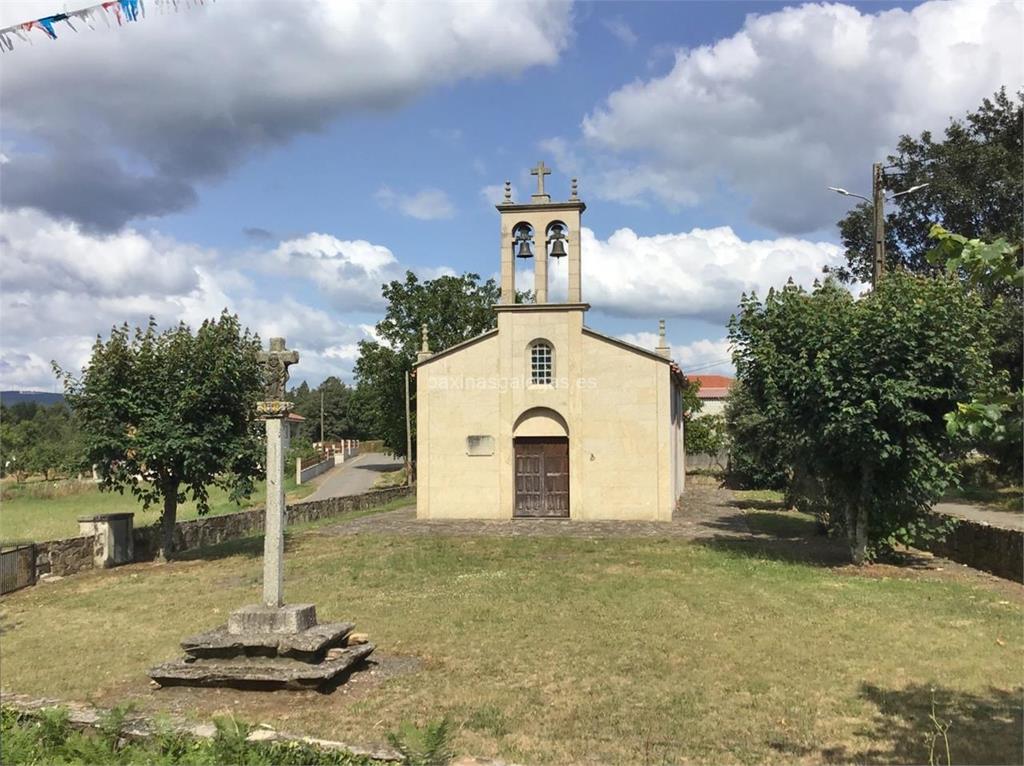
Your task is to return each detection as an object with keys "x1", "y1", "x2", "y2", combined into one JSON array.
[
  {"x1": 728, "y1": 273, "x2": 993, "y2": 563},
  {"x1": 926, "y1": 225, "x2": 1023, "y2": 478},
  {"x1": 835, "y1": 89, "x2": 1022, "y2": 283},
  {"x1": 353, "y1": 271, "x2": 510, "y2": 456},
  {"x1": 54, "y1": 313, "x2": 263, "y2": 560},
  {"x1": 0, "y1": 403, "x2": 85, "y2": 480},
  {"x1": 289, "y1": 376, "x2": 358, "y2": 442},
  {"x1": 684, "y1": 413, "x2": 726, "y2": 468}
]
